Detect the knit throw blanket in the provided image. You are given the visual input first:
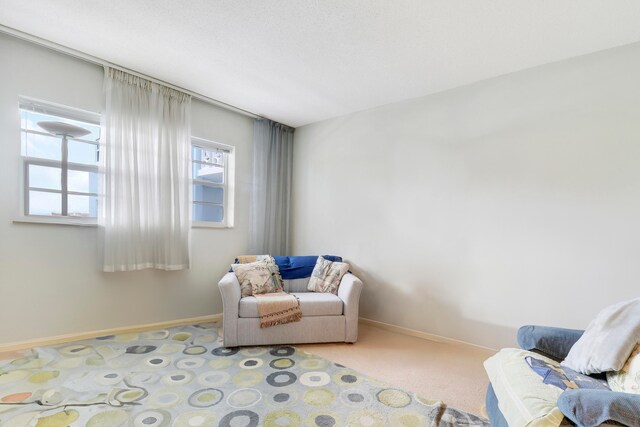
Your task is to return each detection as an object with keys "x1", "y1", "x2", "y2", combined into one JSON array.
[{"x1": 254, "y1": 292, "x2": 302, "y2": 328}]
